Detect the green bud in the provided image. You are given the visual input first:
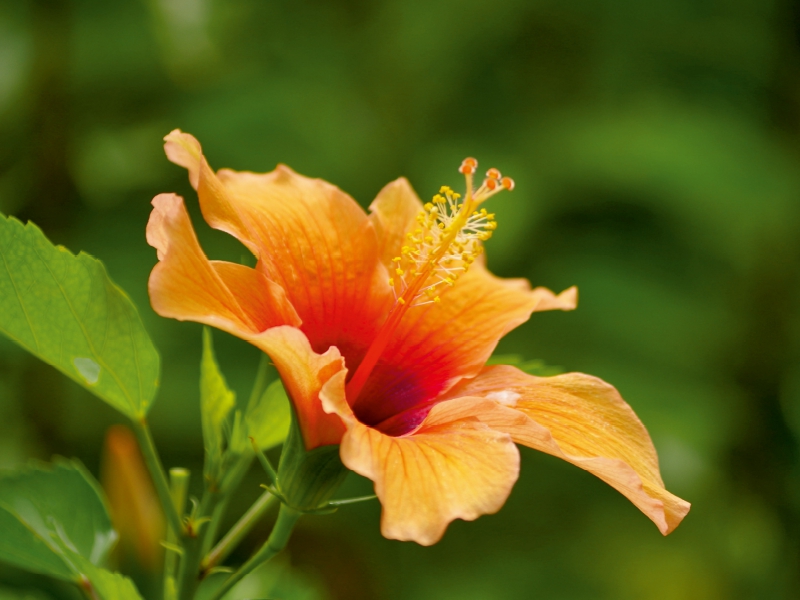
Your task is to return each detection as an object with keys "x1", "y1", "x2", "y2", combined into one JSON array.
[{"x1": 276, "y1": 410, "x2": 349, "y2": 512}]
